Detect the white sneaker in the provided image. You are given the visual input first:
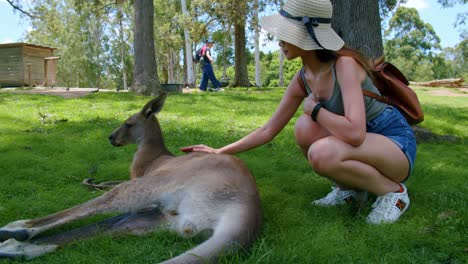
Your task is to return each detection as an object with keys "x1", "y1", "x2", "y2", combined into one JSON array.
[
  {"x1": 312, "y1": 187, "x2": 367, "y2": 207},
  {"x1": 208, "y1": 87, "x2": 224, "y2": 92},
  {"x1": 367, "y1": 184, "x2": 410, "y2": 224}
]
